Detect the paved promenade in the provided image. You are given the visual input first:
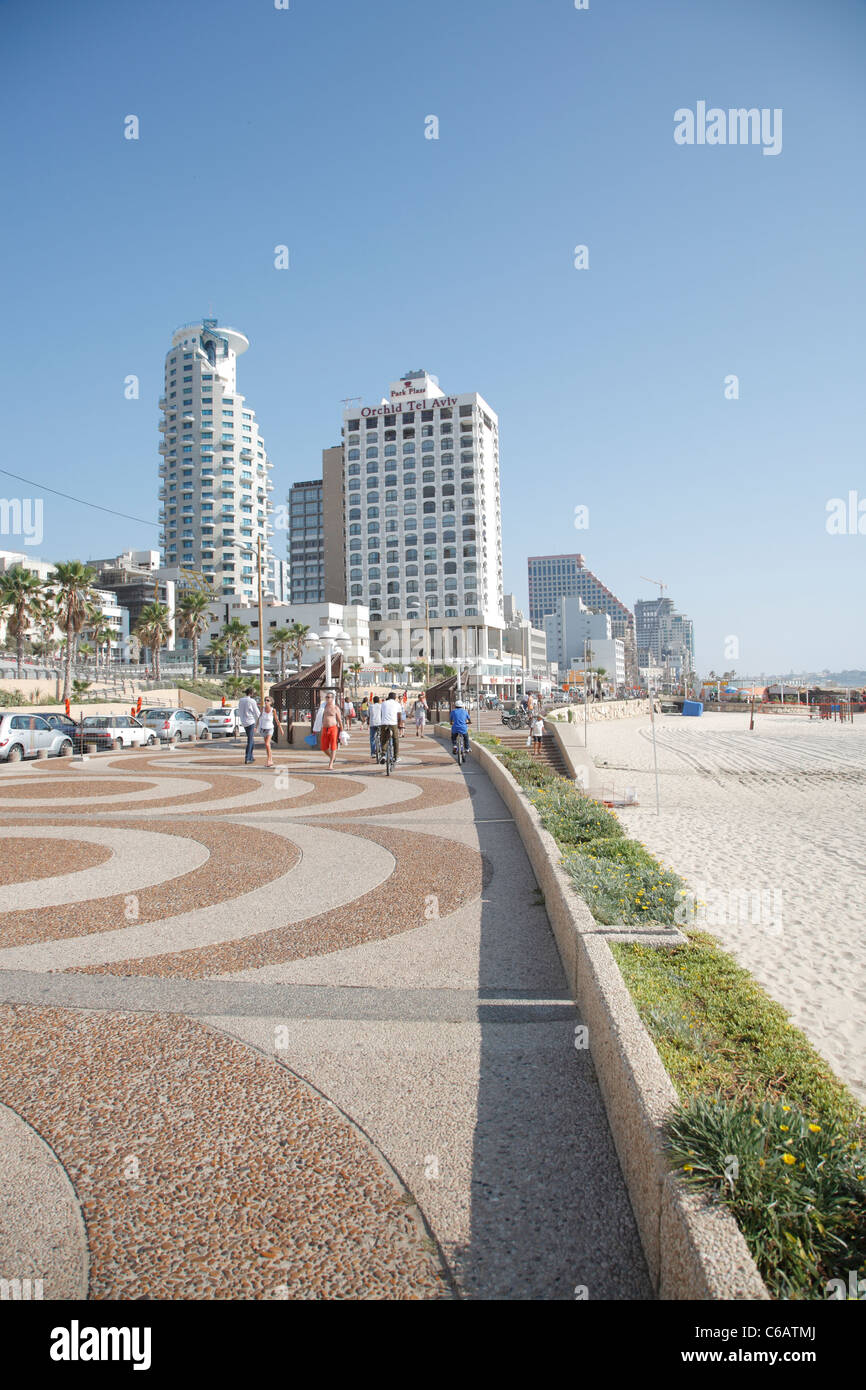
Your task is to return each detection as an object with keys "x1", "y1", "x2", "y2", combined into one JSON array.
[{"x1": 0, "y1": 730, "x2": 651, "y2": 1300}]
